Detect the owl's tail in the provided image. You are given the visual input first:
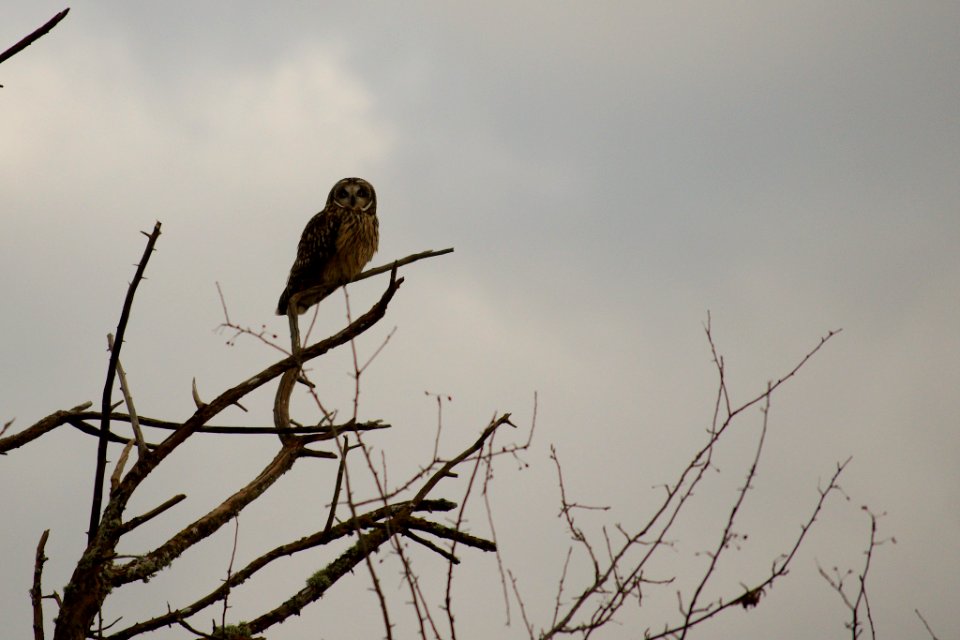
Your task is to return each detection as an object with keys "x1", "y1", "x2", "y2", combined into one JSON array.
[{"x1": 276, "y1": 288, "x2": 292, "y2": 316}]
